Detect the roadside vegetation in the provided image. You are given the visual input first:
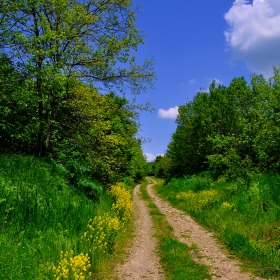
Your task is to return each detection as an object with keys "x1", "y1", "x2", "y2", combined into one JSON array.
[
  {"x1": 148, "y1": 68, "x2": 280, "y2": 279},
  {"x1": 0, "y1": 154, "x2": 134, "y2": 279},
  {"x1": 155, "y1": 173, "x2": 280, "y2": 278},
  {"x1": 141, "y1": 178, "x2": 211, "y2": 280}
]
